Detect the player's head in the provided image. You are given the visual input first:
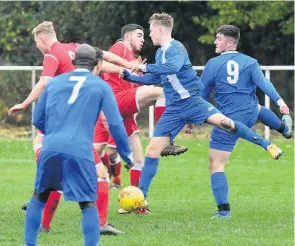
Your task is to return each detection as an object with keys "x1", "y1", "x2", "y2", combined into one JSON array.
[
  {"x1": 214, "y1": 25, "x2": 240, "y2": 54},
  {"x1": 148, "y1": 12, "x2": 173, "y2": 46},
  {"x1": 73, "y1": 44, "x2": 103, "y2": 73},
  {"x1": 32, "y1": 21, "x2": 58, "y2": 54},
  {"x1": 121, "y1": 24, "x2": 144, "y2": 53}
]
